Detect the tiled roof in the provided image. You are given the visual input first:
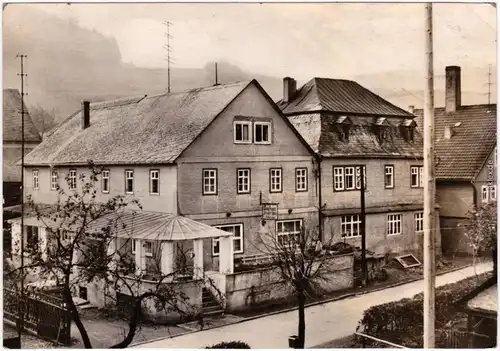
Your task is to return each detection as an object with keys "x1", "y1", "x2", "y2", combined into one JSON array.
[
  {"x1": 278, "y1": 78, "x2": 413, "y2": 117},
  {"x1": 288, "y1": 113, "x2": 423, "y2": 158},
  {"x1": 414, "y1": 104, "x2": 497, "y2": 181},
  {"x1": 3, "y1": 89, "x2": 42, "y2": 143},
  {"x1": 24, "y1": 81, "x2": 251, "y2": 165}
]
